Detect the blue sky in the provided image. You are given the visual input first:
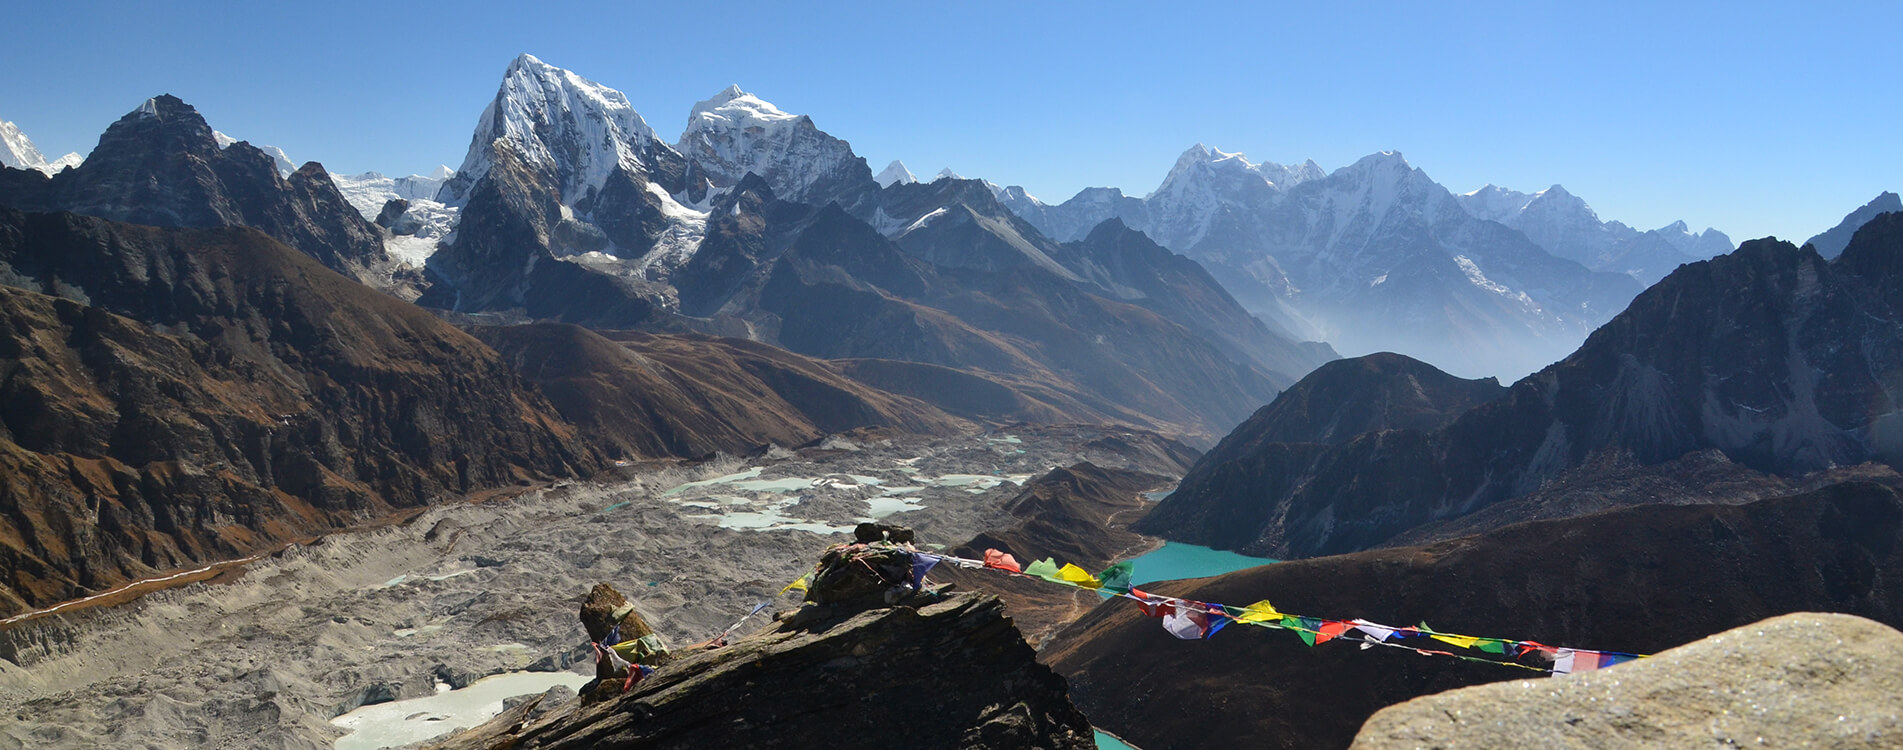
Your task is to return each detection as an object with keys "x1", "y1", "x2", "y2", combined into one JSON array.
[{"x1": 3, "y1": 1, "x2": 1895, "y2": 242}]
